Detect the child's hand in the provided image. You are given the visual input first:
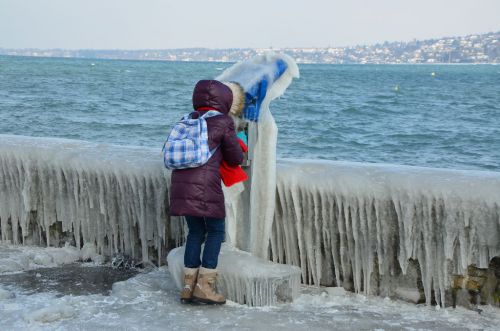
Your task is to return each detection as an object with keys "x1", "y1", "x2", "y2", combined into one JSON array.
[{"x1": 236, "y1": 138, "x2": 248, "y2": 152}]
